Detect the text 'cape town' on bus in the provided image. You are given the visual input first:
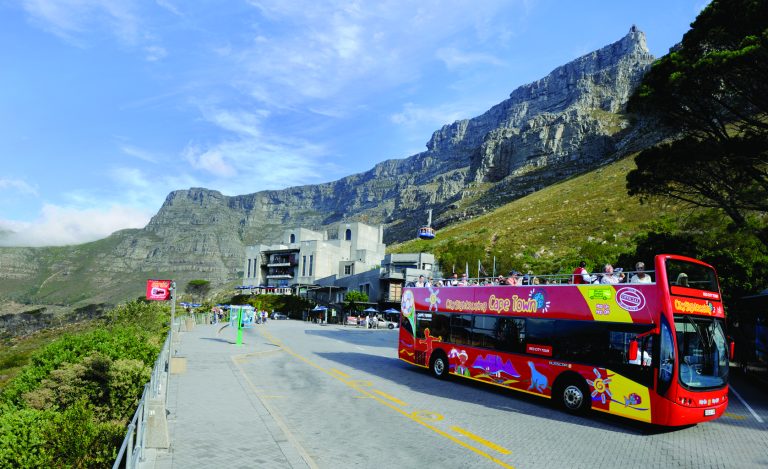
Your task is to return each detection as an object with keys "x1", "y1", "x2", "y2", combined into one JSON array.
[{"x1": 398, "y1": 254, "x2": 730, "y2": 426}]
